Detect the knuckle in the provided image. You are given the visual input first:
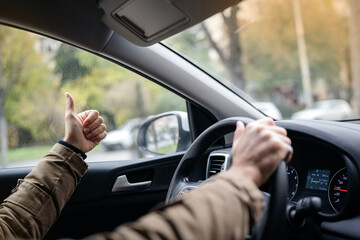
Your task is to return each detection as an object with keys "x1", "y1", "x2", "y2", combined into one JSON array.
[
  {"x1": 252, "y1": 124, "x2": 264, "y2": 134},
  {"x1": 65, "y1": 113, "x2": 73, "y2": 120},
  {"x1": 274, "y1": 140, "x2": 283, "y2": 150},
  {"x1": 101, "y1": 124, "x2": 106, "y2": 131},
  {"x1": 266, "y1": 117, "x2": 275, "y2": 125},
  {"x1": 270, "y1": 137, "x2": 282, "y2": 149},
  {"x1": 246, "y1": 123, "x2": 255, "y2": 130},
  {"x1": 91, "y1": 110, "x2": 99, "y2": 117},
  {"x1": 261, "y1": 130, "x2": 272, "y2": 140}
]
